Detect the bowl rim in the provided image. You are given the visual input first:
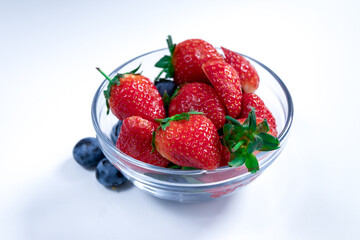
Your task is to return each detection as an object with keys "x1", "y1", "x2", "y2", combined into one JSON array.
[{"x1": 91, "y1": 48, "x2": 294, "y2": 177}]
